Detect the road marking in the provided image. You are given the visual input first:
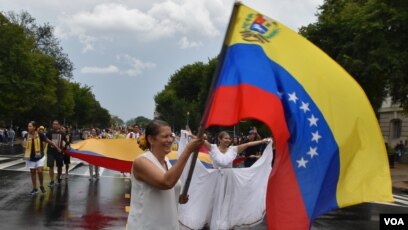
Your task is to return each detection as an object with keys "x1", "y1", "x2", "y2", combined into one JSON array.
[
  {"x1": 374, "y1": 194, "x2": 408, "y2": 207},
  {"x1": 394, "y1": 194, "x2": 408, "y2": 202},
  {"x1": 0, "y1": 159, "x2": 24, "y2": 169},
  {"x1": 393, "y1": 197, "x2": 408, "y2": 206},
  {"x1": 0, "y1": 156, "x2": 130, "y2": 179}
]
